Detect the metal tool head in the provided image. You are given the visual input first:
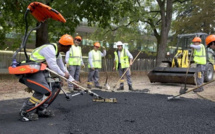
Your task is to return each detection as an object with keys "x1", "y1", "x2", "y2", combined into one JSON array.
[
  {"x1": 65, "y1": 94, "x2": 71, "y2": 101},
  {"x1": 179, "y1": 87, "x2": 188, "y2": 94},
  {"x1": 93, "y1": 98, "x2": 117, "y2": 103},
  {"x1": 167, "y1": 96, "x2": 181, "y2": 101},
  {"x1": 104, "y1": 83, "x2": 110, "y2": 90}
]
